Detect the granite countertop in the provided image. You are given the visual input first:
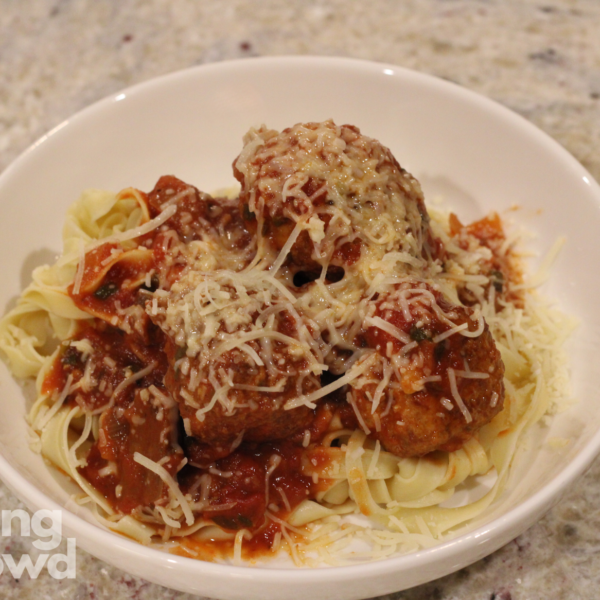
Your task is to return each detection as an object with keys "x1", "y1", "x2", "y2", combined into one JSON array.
[{"x1": 1, "y1": 1, "x2": 599, "y2": 598}]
